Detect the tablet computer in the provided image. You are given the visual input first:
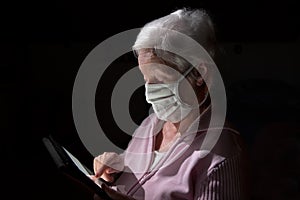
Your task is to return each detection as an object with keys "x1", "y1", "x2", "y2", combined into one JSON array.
[{"x1": 42, "y1": 136, "x2": 112, "y2": 200}]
